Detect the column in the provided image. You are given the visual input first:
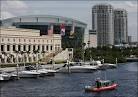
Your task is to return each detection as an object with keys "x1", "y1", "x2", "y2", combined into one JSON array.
[
  {"x1": 4, "y1": 44, "x2": 7, "y2": 52},
  {"x1": 16, "y1": 44, "x2": 18, "y2": 51},
  {"x1": 21, "y1": 45, "x2": 23, "y2": 51},
  {"x1": 40, "y1": 45, "x2": 42, "y2": 53},
  {"x1": 10, "y1": 45, "x2": 13, "y2": 53}
]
